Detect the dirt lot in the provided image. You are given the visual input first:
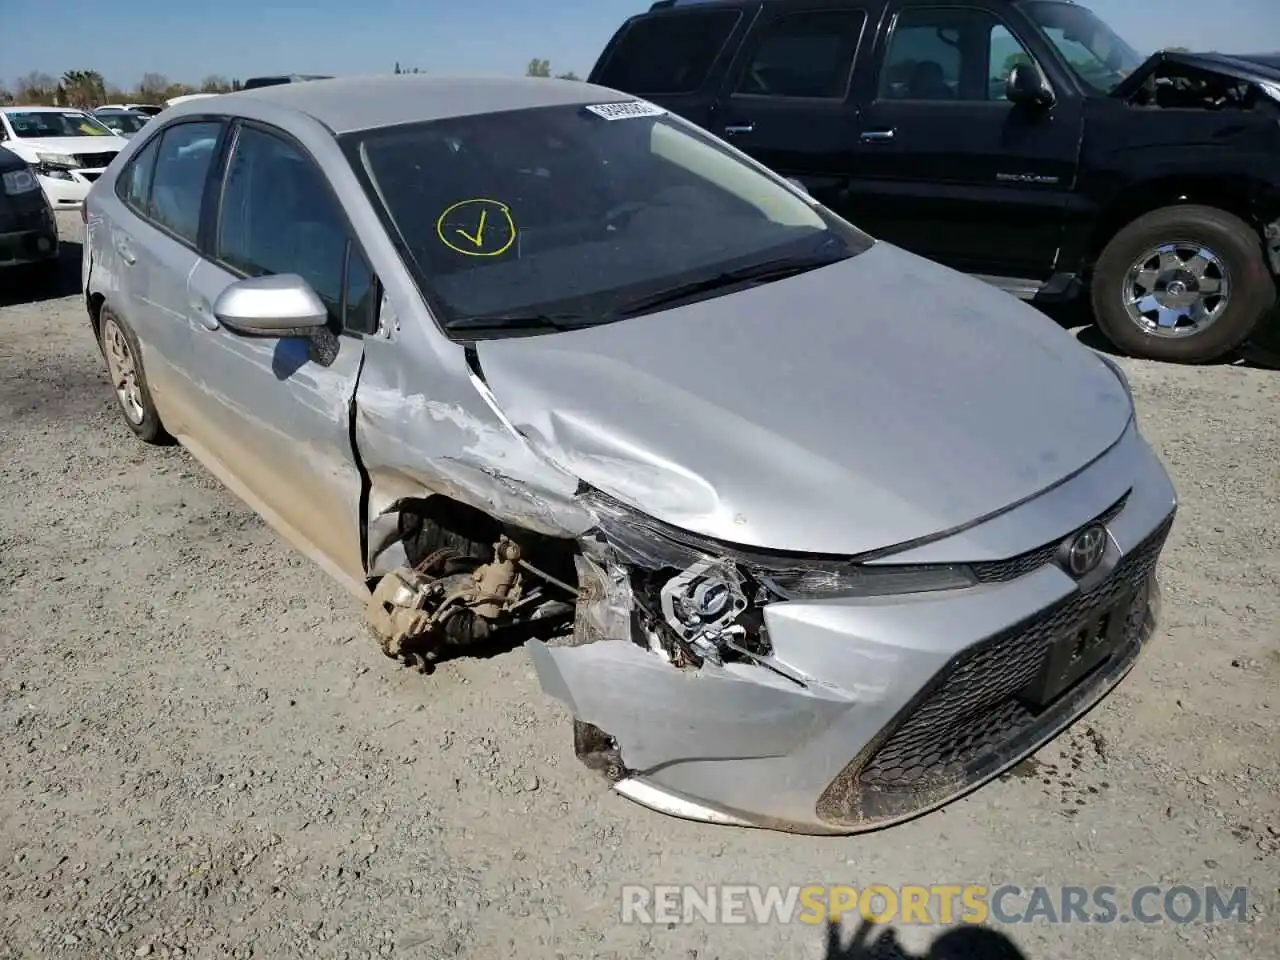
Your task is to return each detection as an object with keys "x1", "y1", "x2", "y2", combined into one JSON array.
[{"x1": 0, "y1": 213, "x2": 1276, "y2": 960}]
